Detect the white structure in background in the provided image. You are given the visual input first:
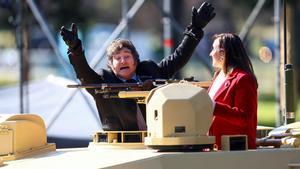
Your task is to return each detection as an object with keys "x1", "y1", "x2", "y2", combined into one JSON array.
[{"x1": 0, "y1": 75, "x2": 101, "y2": 141}]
